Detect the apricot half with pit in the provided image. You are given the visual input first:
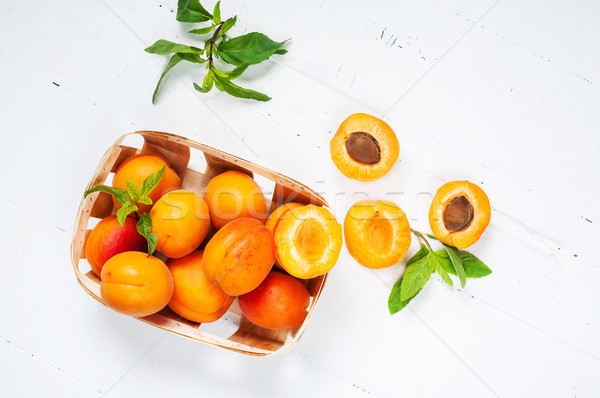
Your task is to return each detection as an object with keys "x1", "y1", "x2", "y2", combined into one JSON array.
[
  {"x1": 344, "y1": 200, "x2": 412, "y2": 269},
  {"x1": 330, "y1": 113, "x2": 399, "y2": 182},
  {"x1": 429, "y1": 181, "x2": 491, "y2": 249},
  {"x1": 274, "y1": 205, "x2": 342, "y2": 279}
]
